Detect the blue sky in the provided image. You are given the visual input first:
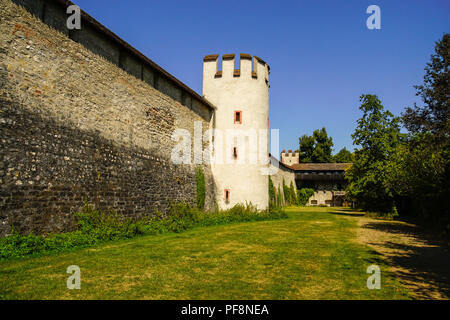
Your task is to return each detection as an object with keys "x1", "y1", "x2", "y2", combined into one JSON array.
[{"x1": 73, "y1": 0, "x2": 449, "y2": 154}]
